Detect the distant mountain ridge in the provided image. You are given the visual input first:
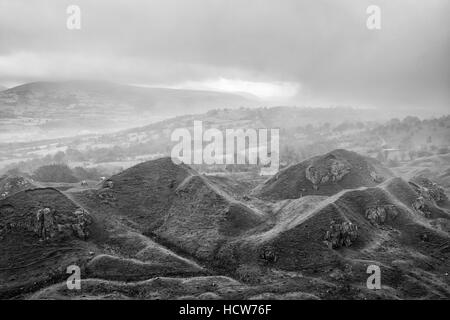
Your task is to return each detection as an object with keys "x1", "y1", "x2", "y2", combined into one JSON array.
[
  {"x1": 0, "y1": 80, "x2": 259, "y2": 141},
  {"x1": 0, "y1": 80, "x2": 258, "y2": 115}
]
